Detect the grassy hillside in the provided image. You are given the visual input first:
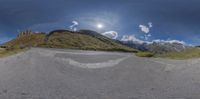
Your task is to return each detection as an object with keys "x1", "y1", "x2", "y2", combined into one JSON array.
[
  {"x1": 3, "y1": 30, "x2": 137, "y2": 53},
  {"x1": 5, "y1": 33, "x2": 46, "y2": 48},
  {"x1": 41, "y1": 30, "x2": 137, "y2": 52},
  {"x1": 1, "y1": 33, "x2": 45, "y2": 57},
  {"x1": 157, "y1": 47, "x2": 200, "y2": 59}
]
